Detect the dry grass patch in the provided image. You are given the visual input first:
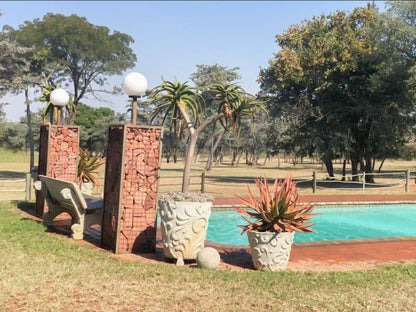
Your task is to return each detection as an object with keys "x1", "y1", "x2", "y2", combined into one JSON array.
[{"x1": 1, "y1": 201, "x2": 416, "y2": 311}]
